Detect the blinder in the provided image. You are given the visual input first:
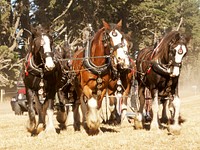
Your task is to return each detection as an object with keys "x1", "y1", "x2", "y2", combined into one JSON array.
[
  {"x1": 102, "y1": 30, "x2": 126, "y2": 54},
  {"x1": 168, "y1": 42, "x2": 185, "y2": 69}
]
